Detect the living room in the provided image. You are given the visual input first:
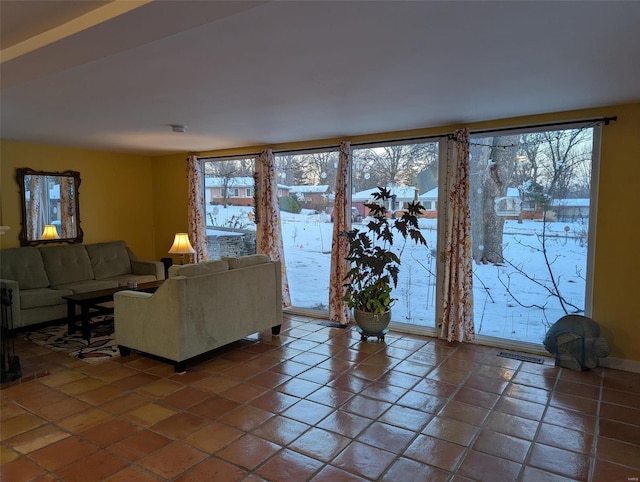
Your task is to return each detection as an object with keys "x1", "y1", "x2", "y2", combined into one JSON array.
[
  {"x1": 0, "y1": 2, "x2": 640, "y2": 480},
  {"x1": 3, "y1": 103, "x2": 639, "y2": 370}
]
